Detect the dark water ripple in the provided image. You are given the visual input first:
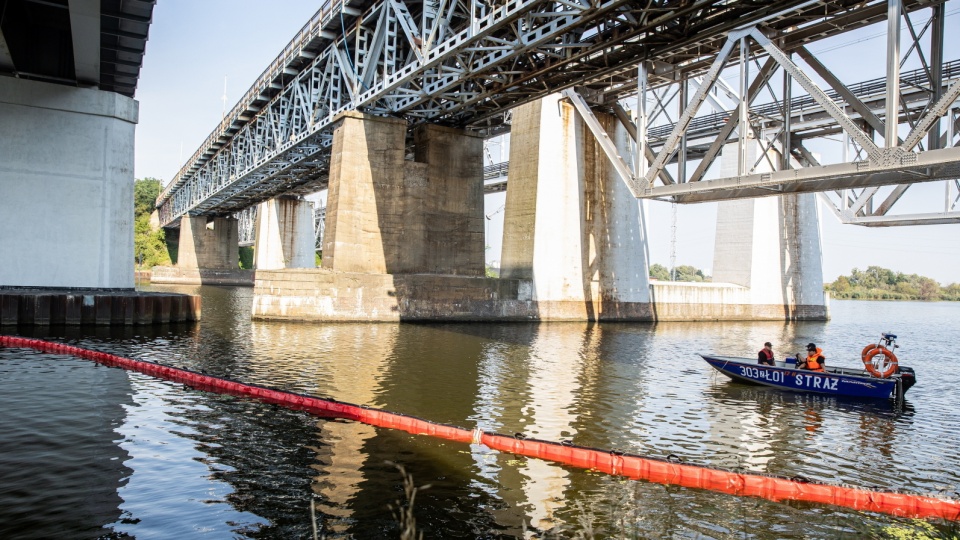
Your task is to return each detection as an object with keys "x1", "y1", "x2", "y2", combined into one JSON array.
[{"x1": 2, "y1": 287, "x2": 959, "y2": 538}]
